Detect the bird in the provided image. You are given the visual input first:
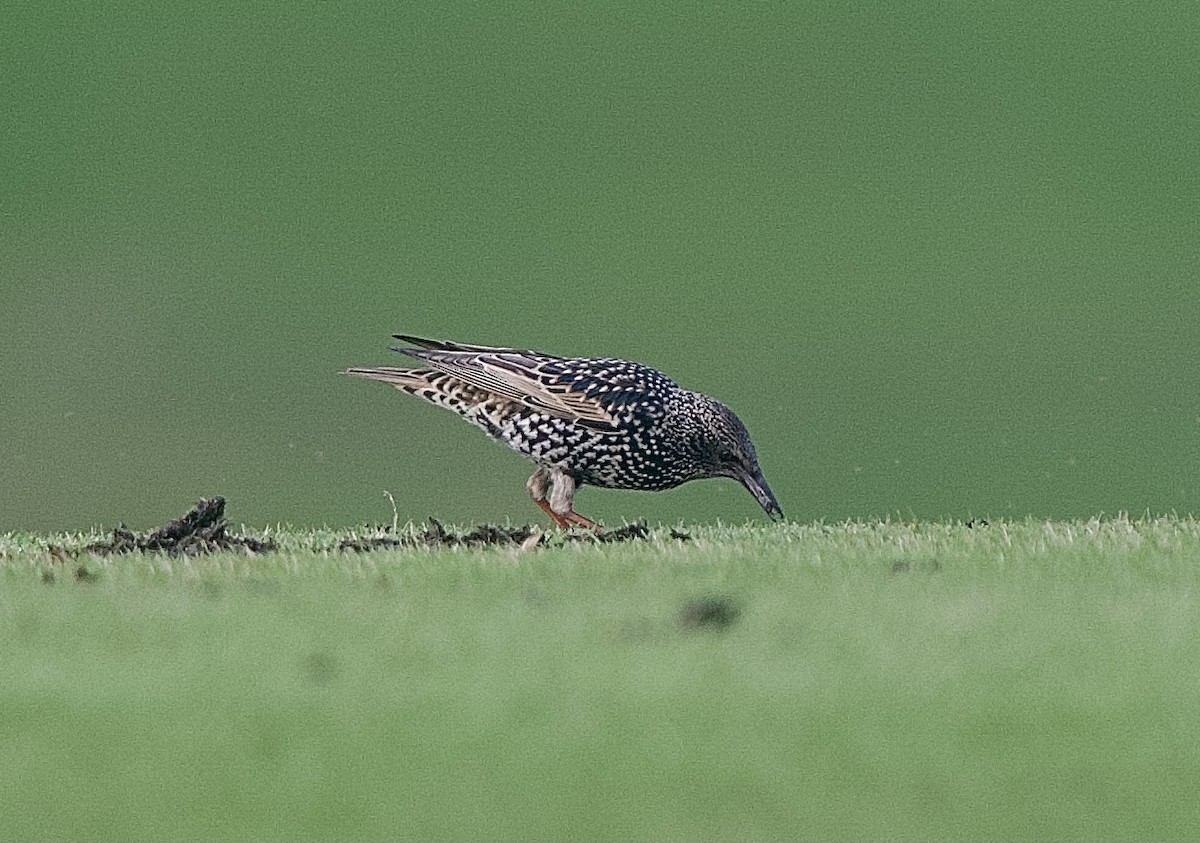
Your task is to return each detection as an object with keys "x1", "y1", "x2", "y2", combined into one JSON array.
[{"x1": 343, "y1": 335, "x2": 783, "y2": 529}]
